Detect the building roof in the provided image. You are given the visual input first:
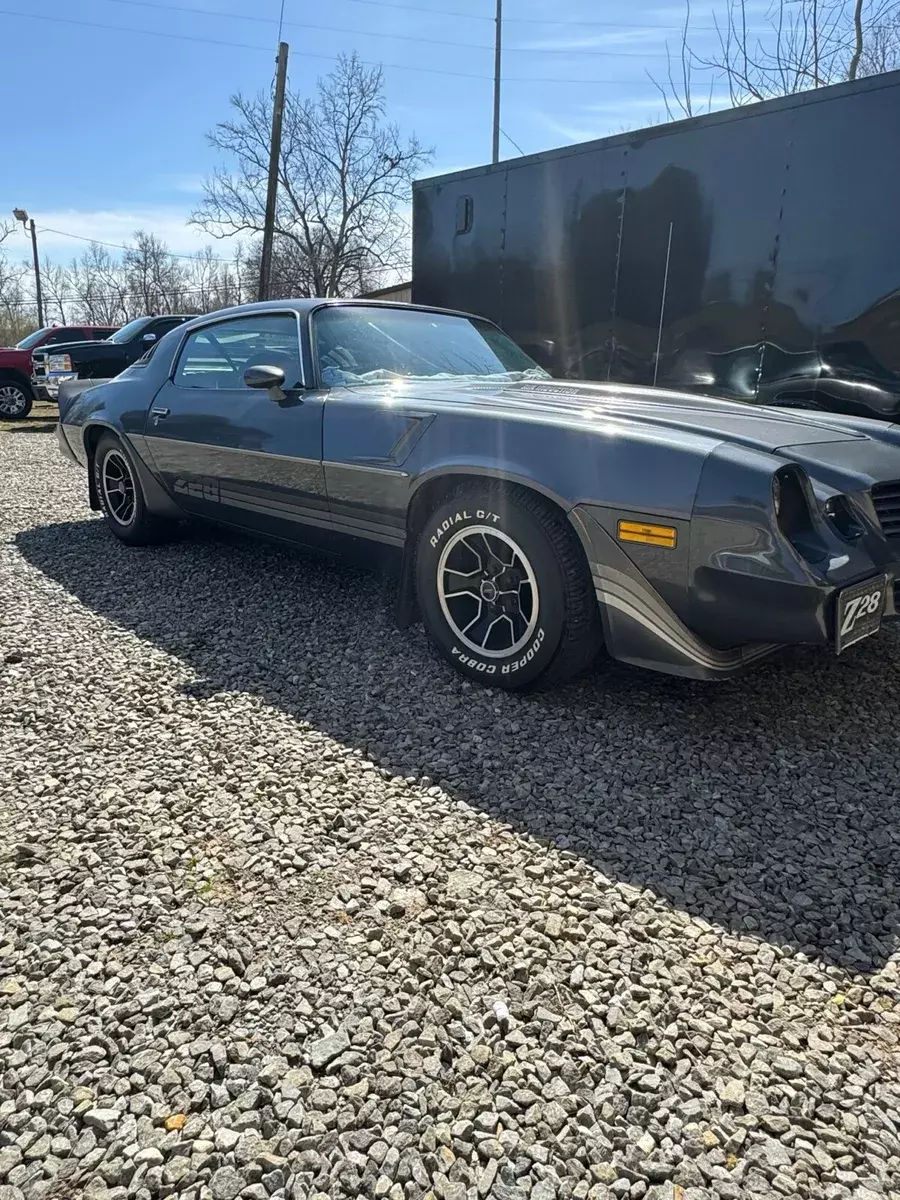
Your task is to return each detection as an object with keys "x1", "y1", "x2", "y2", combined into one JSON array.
[{"x1": 359, "y1": 281, "x2": 413, "y2": 299}]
